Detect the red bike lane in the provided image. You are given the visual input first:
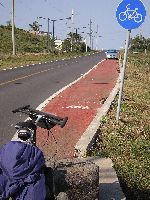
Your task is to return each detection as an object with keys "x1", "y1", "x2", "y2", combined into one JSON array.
[{"x1": 37, "y1": 59, "x2": 119, "y2": 160}]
